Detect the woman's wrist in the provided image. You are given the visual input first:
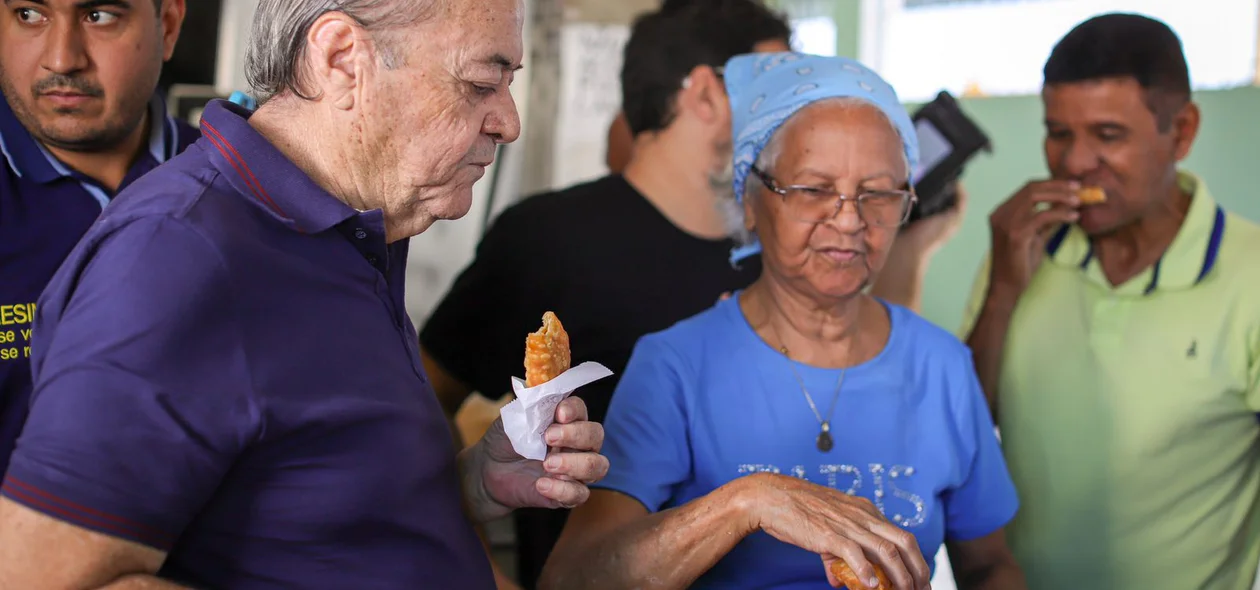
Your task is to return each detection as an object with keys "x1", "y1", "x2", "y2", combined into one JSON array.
[{"x1": 723, "y1": 472, "x2": 776, "y2": 536}]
